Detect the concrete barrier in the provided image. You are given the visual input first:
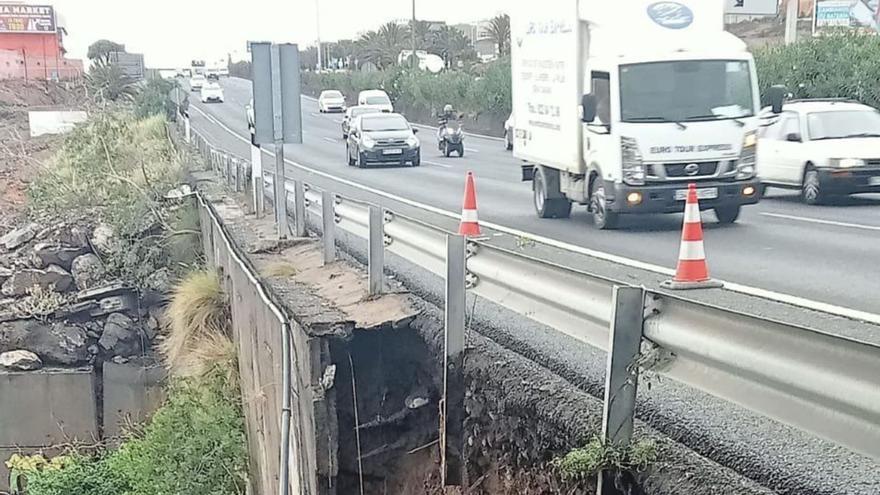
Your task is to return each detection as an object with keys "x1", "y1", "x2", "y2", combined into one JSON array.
[{"x1": 28, "y1": 110, "x2": 88, "y2": 137}]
